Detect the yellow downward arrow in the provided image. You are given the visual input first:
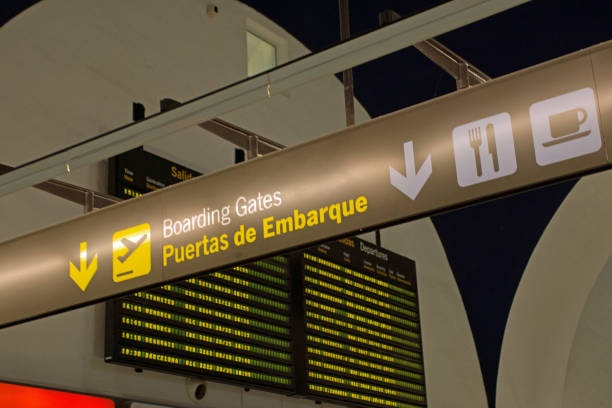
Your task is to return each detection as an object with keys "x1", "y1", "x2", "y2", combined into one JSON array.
[{"x1": 69, "y1": 241, "x2": 98, "y2": 291}]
